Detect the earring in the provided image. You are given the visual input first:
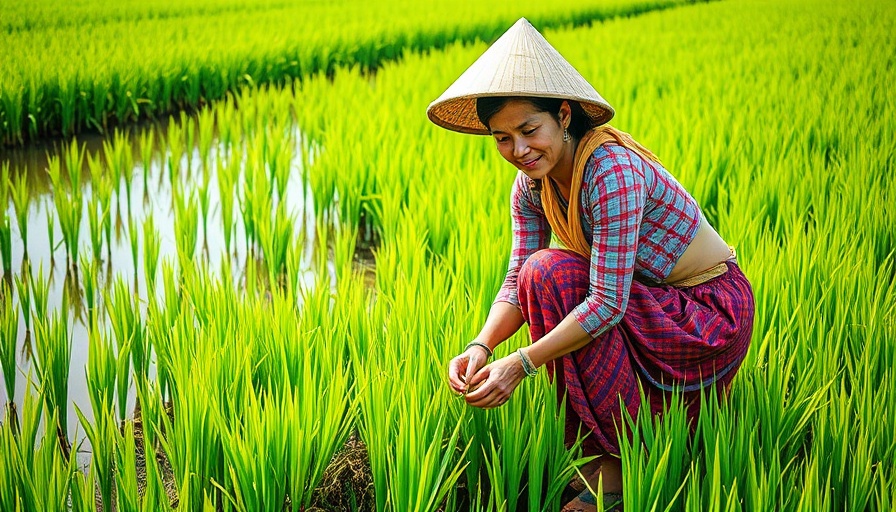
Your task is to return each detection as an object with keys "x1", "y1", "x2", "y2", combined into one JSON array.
[{"x1": 563, "y1": 128, "x2": 570, "y2": 142}]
